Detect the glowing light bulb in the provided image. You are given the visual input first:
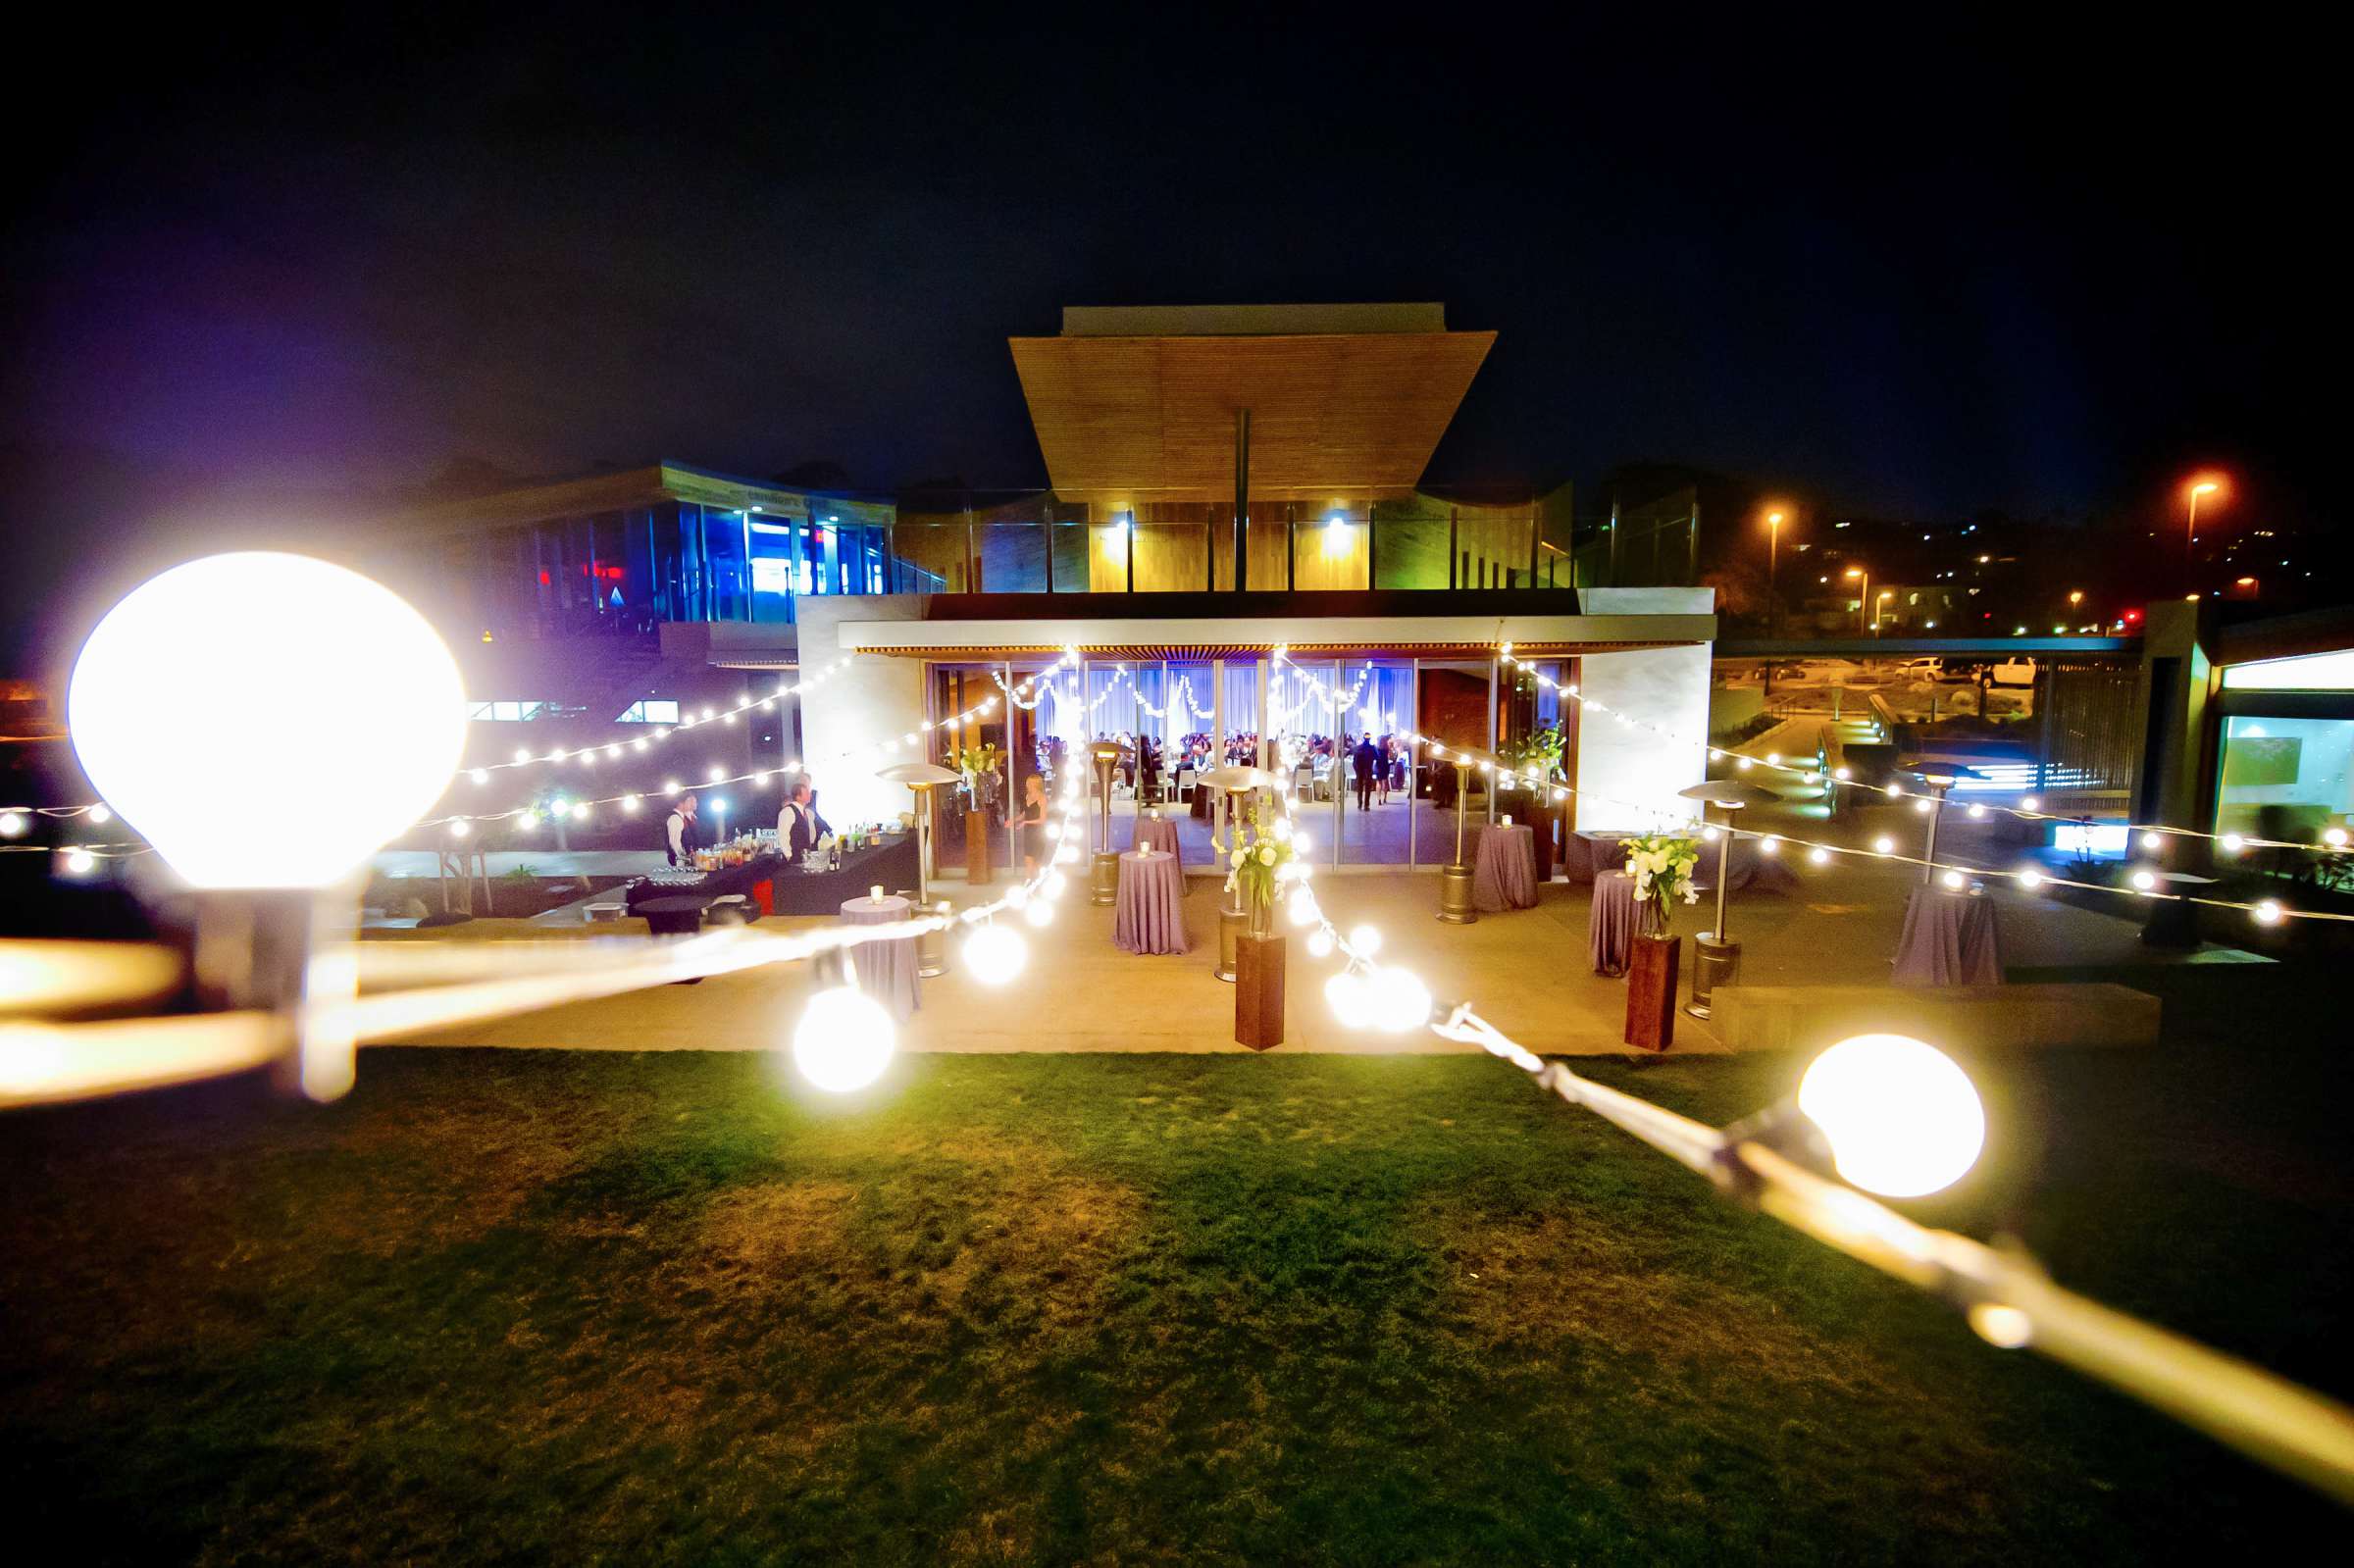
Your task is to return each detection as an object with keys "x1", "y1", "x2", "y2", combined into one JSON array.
[
  {"x1": 2129, "y1": 868, "x2": 2158, "y2": 891},
  {"x1": 572, "y1": 802, "x2": 591, "y2": 822},
  {"x1": 2139, "y1": 831, "x2": 2163, "y2": 851},
  {"x1": 513, "y1": 748, "x2": 532, "y2": 764},
  {"x1": 1759, "y1": 835, "x2": 1779, "y2": 855},
  {"x1": 1702, "y1": 825, "x2": 1720, "y2": 842},
  {"x1": 2253, "y1": 899, "x2": 2284, "y2": 926},
  {"x1": 449, "y1": 820, "x2": 471, "y2": 838},
  {"x1": 1295, "y1": 833, "x2": 1312, "y2": 853},
  {"x1": 1970, "y1": 1303, "x2": 2033, "y2": 1349},
  {"x1": 69, "y1": 553, "x2": 463, "y2": 888},
  {"x1": 1809, "y1": 846, "x2": 1830, "y2": 865},
  {"x1": 1833, "y1": 767, "x2": 1852, "y2": 782},
  {"x1": 1912, "y1": 797, "x2": 1932, "y2": 815},
  {"x1": 1044, "y1": 871, "x2": 1068, "y2": 899},
  {"x1": 963, "y1": 922, "x2": 1027, "y2": 985},
  {"x1": 1306, "y1": 928, "x2": 1335, "y2": 958},
  {"x1": 1764, "y1": 752, "x2": 1780, "y2": 766},
  {"x1": 1023, "y1": 896, "x2": 1055, "y2": 928},
  {"x1": 1367, "y1": 967, "x2": 1431, "y2": 1032},
  {"x1": 1288, "y1": 887, "x2": 1315, "y2": 927},
  {"x1": 706, "y1": 766, "x2": 726, "y2": 784},
  {"x1": 2021, "y1": 795, "x2": 2040, "y2": 813},
  {"x1": 1967, "y1": 803, "x2": 1986, "y2": 819},
  {"x1": 792, "y1": 983, "x2": 896, "y2": 1091},
  {"x1": 2327, "y1": 827, "x2": 2350, "y2": 849},
  {"x1": 623, "y1": 795, "x2": 641, "y2": 812},
  {"x1": 470, "y1": 768, "x2": 489, "y2": 785},
  {"x1": 86, "y1": 804, "x2": 114, "y2": 826},
  {"x1": 2220, "y1": 833, "x2": 2245, "y2": 853},
  {"x1": 61, "y1": 847, "x2": 96, "y2": 877},
  {"x1": 1797, "y1": 1034, "x2": 1986, "y2": 1197},
  {"x1": 1348, "y1": 924, "x2": 1382, "y2": 956},
  {"x1": 1735, "y1": 757, "x2": 1753, "y2": 772},
  {"x1": 1886, "y1": 782, "x2": 1905, "y2": 798},
  {"x1": 1871, "y1": 835, "x2": 1895, "y2": 855},
  {"x1": 1325, "y1": 970, "x2": 1374, "y2": 1029},
  {"x1": 0, "y1": 812, "x2": 25, "y2": 838},
  {"x1": 1940, "y1": 870, "x2": 1965, "y2": 889},
  {"x1": 2016, "y1": 868, "x2": 2044, "y2": 888}
]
